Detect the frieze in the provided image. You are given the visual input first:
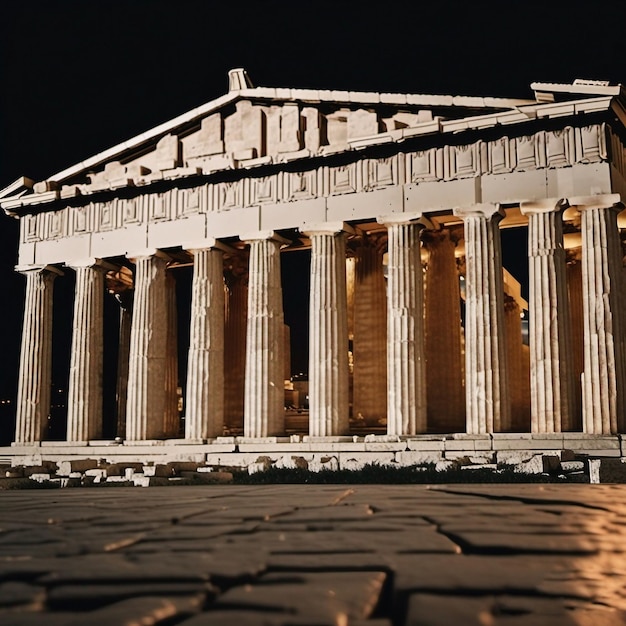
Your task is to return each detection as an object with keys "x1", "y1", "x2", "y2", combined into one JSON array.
[{"x1": 25, "y1": 124, "x2": 609, "y2": 243}]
